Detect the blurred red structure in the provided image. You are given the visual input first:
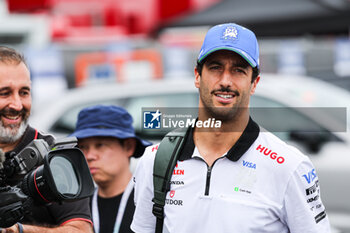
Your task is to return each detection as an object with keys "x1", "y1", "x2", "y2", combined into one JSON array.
[
  {"x1": 6, "y1": 0, "x2": 220, "y2": 42},
  {"x1": 6, "y1": 0, "x2": 50, "y2": 12}
]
